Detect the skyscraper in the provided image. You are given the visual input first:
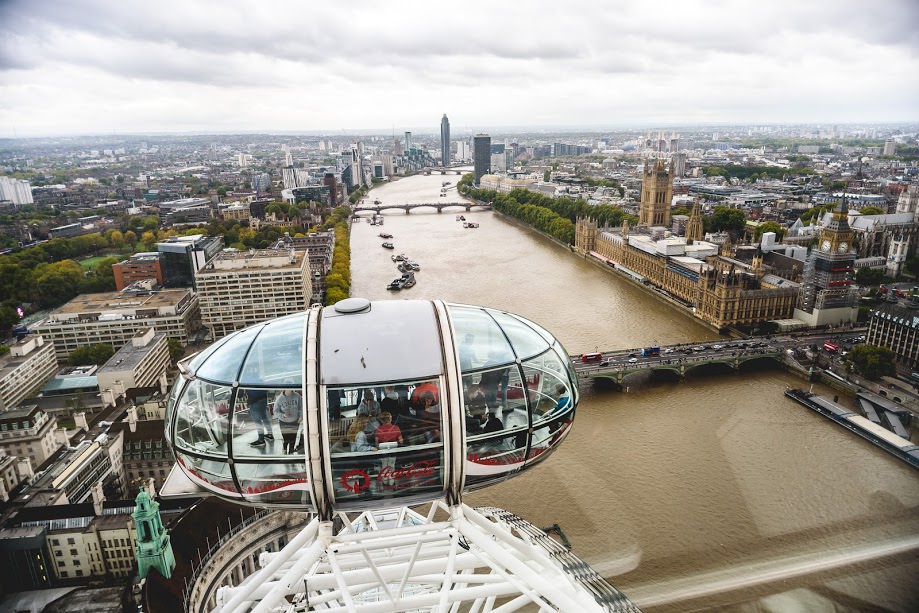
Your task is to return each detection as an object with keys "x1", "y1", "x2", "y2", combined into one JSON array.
[
  {"x1": 473, "y1": 134, "x2": 491, "y2": 185},
  {"x1": 440, "y1": 114, "x2": 451, "y2": 167}
]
